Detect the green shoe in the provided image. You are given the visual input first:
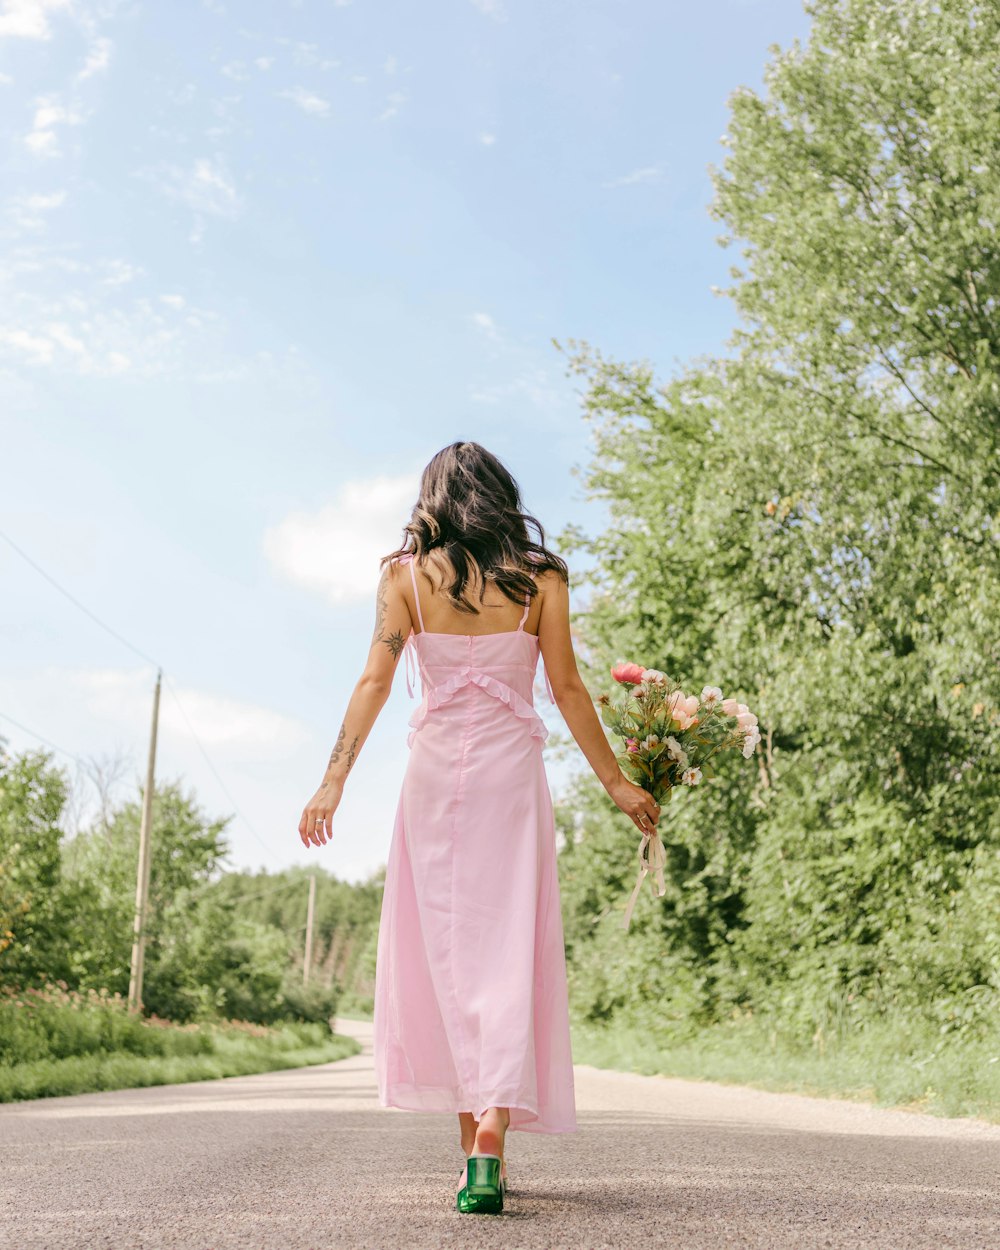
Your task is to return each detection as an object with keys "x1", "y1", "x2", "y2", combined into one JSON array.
[{"x1": 456, "y1": 1154, "x2": 503, "y2": 1215}]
